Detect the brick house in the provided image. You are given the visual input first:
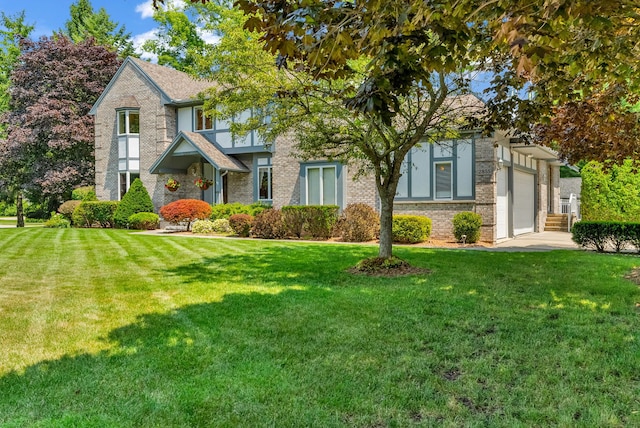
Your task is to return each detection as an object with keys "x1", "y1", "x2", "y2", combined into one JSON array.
[{"x1": 90, "y1": 57, "x2": 562, "y2": 243}]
